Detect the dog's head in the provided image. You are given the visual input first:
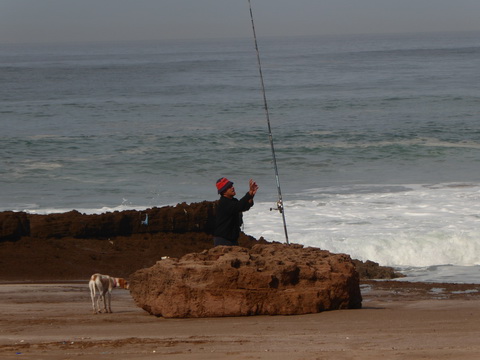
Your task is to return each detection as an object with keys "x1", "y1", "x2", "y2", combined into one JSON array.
[{"x1": 117, "y1": 278, "x2": 129, "y2": 290}]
